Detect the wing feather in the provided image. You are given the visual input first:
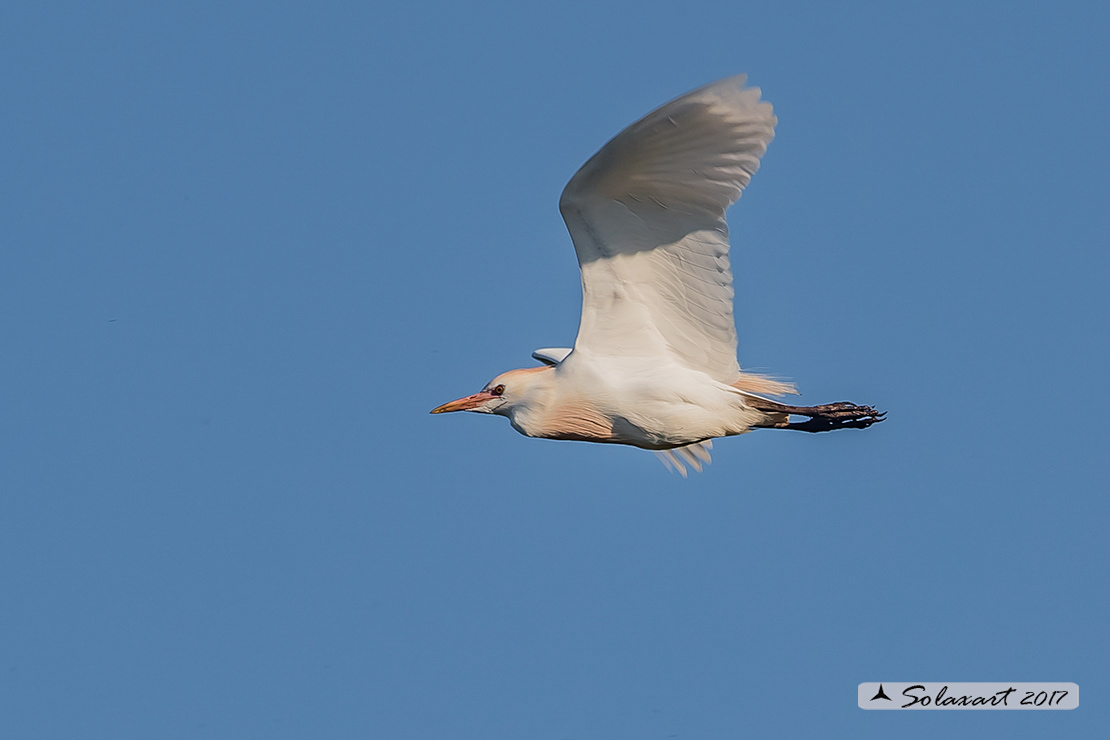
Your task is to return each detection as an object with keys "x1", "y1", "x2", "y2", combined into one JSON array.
[
  {"x1": 531, "y1": 347, "x2": 573, "y2": 366},
  {"x1": 559, "y1": 75, "x2": 776, "y2": 382}
]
